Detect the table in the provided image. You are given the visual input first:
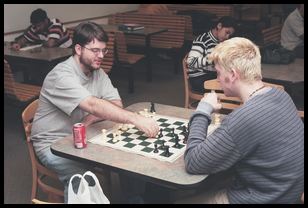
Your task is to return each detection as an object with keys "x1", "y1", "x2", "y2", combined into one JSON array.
[
  {"x1": 4, "y1": 42, "x2": 72, "y2": 84},
  {"x1": 51, "y1": 102, "x2": 208, "y2": 189},
  {"x1": 262, "y1": 58, "x2": 304, "y2": 108},
  {"x1": 101, "y1": 25, "x2": 168, "y2": 82},
  {"x1": 261, "y1": 58, "x2": 304, "y2": 84}
]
